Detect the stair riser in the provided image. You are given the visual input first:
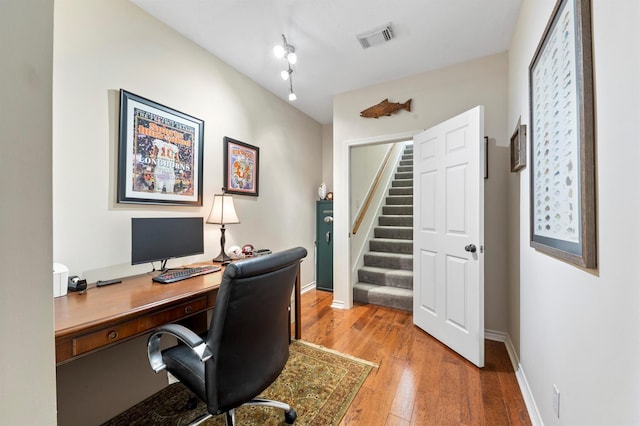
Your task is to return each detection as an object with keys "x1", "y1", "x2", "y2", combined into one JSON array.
[
  {"x1": 374, "y1": 227, "x2": 412, "y2": 240},
  {"x1": 379, "y1": 216, "x2": 413, "y2": 226},
  {"x1": 370, "y1": 240, "x2": 413, "y2": 254},
  {"x1": 392, "y1": 179, "x2": 412, "y2": 188},
  {"x1": 386, "y1": 196, "x2": 412, "y2": 206},
  {"x1": 382, "y1": 205, "x2": 413, "y2": 215},
  {"x1": 364, "y1": 253, "x2": 413, "y2": 270},
  {"x1": 368, "y1": 292, "x2": 412, "y2": 312},
  {"x1": 358, "y1": 270, "x2": 413, "y2": 289},
  {"x1": 395, "y1": 172, "x2": 413, "y2": 180},
  {"x1": 388, "y1": 187, "x2": 413, "y2": 196},
  {"x1": 396, "y1": 166, "x2": 413, "y2": 173},
  {"x1": 353, "y1": 284, "x2": 413, "y2": 312},
  {"x1": 353, "y1": 286, "x2": 370, "y2": 304}
]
